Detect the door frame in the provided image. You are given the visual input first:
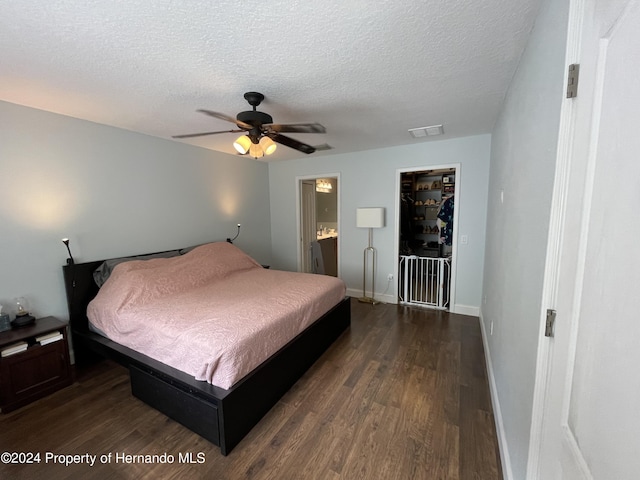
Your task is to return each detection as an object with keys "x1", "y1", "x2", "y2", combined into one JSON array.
[
  {"x1": 525, "y1": 10, "x2": 581, "y2": 468},
  {"x1": 300, "y1": 180, "x2": 317, "y2": 273},
  {"x1": 295, "y1": 173, "x2": 341, "y2": 275},
  {"x1": 394, "y1": 163, "x2": 461, "y2": 311}
]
